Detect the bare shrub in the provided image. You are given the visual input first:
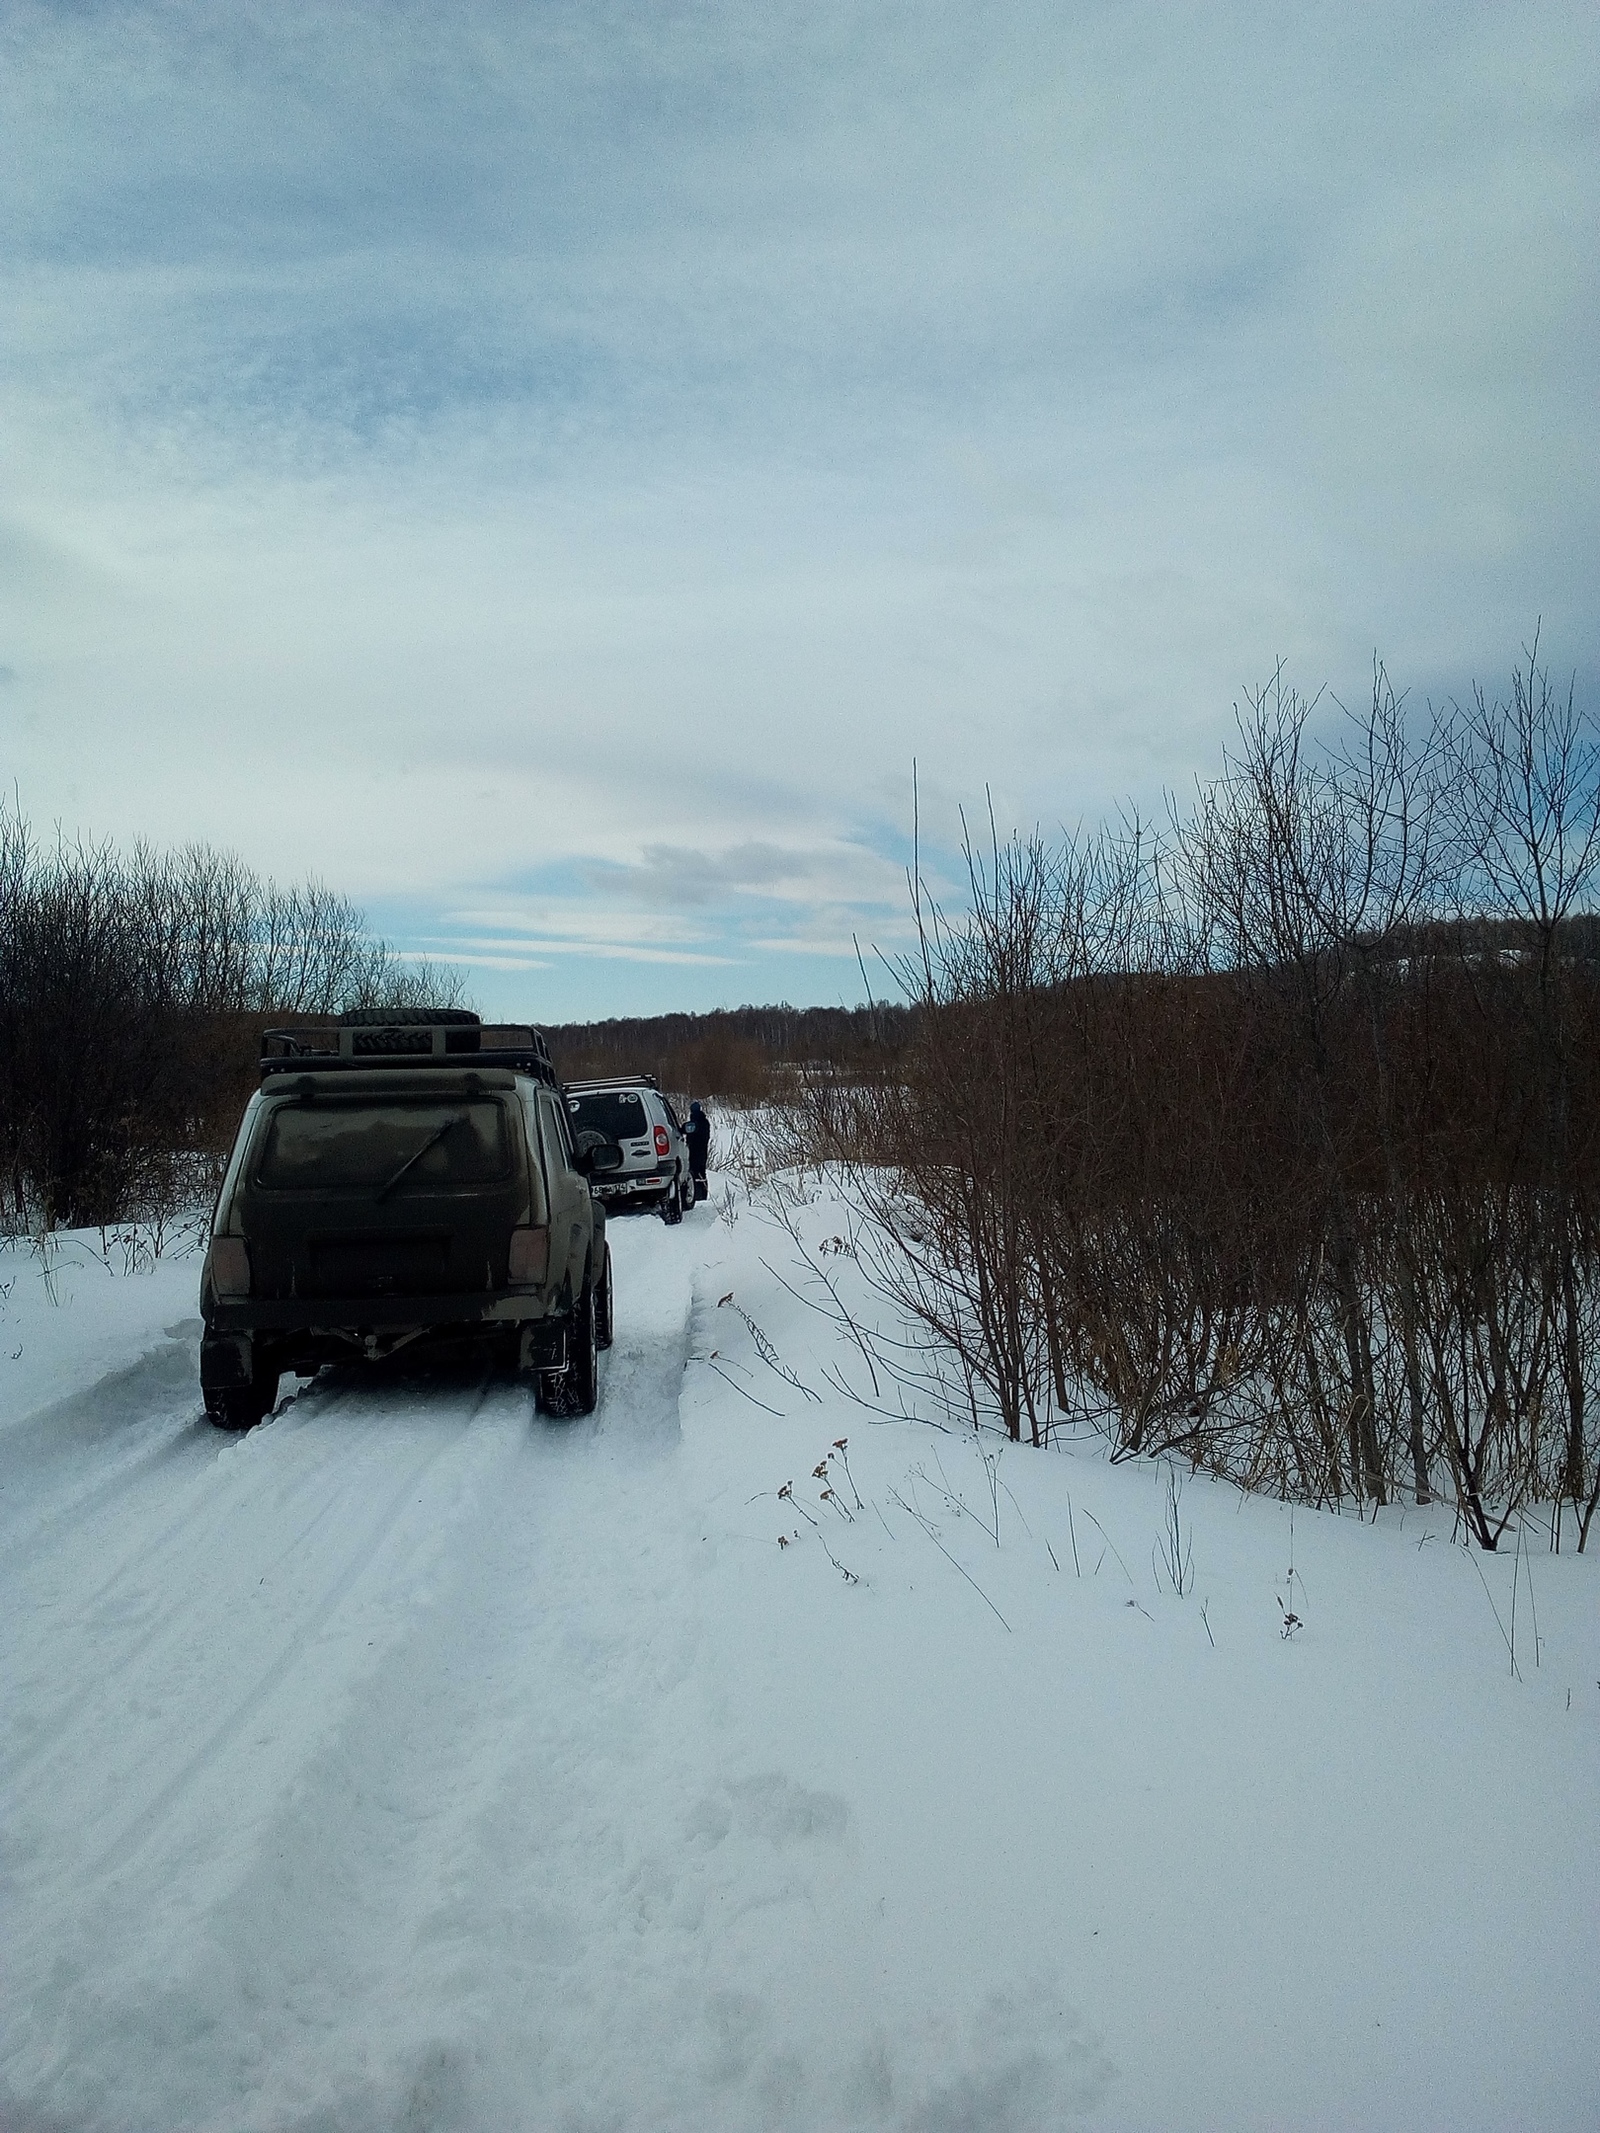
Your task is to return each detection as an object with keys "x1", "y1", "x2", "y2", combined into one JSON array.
[
  {"x1": 0, "y1": 801, "x2": 467, "y2": 1229},
  {"x1": 801, "y1": 639, "x2": 1600, "y2": 1547}
]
